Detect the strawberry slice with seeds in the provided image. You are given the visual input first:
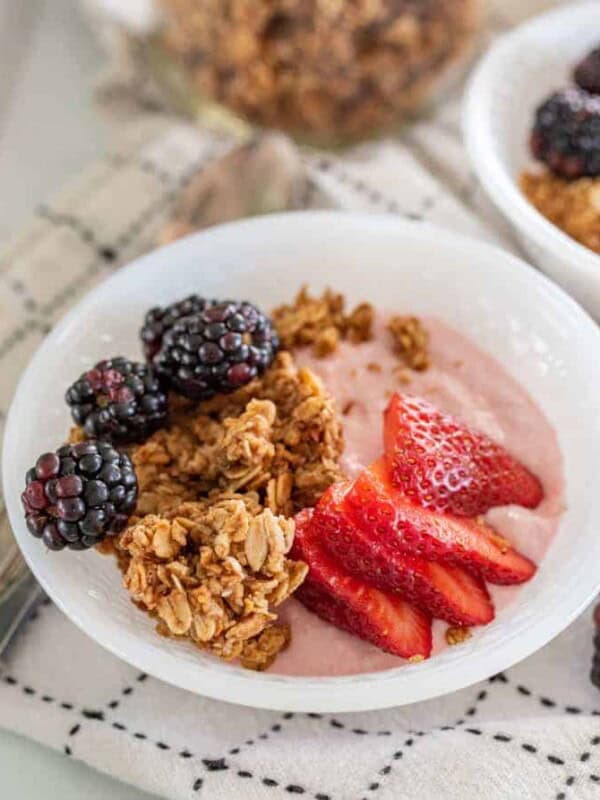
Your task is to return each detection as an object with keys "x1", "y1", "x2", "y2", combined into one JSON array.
[
  {"x1": 384, "y1": 393, "x2": 544, "y2": 517},
  {"x1": 347, "y1": 458, "x2": 536, "y2": 585},
  {"x1": 292, "y1": 509, "x2": 432, "y2": 660},
  {"x1": 314, "y1": 483, "x2": 494, "y2": 627}
]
